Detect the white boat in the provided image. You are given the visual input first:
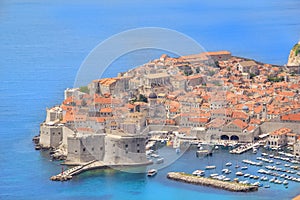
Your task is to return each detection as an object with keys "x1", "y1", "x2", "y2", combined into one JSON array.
[
  {"x1": 264, "y1": 185, "x2": 270, "y2": 188},
  {"x1": 261, "y1": 153, "x2": 268, "y2": 156},
  {"x1": 223, "y1": 177, "x2": 231, "y2": 181},
  {"x1": 276, "y1": 162, "x2": 281, "y2": 165},
  {"x1": 222, "y1": 169, "x2": 231, "y2": 174},
  {"x1": 210, "y1": 173, "x2": 218, "y2": 177},
  {"x1": 192, "y1": 170, "x2": 205, "y2": 176},
  {"x1": 225, "y1": 162, "x2": 232, "y2": 166},
  {"x1": 236, "y1": 171, "x2": 244, "y2": 176},
  {"x1": 241, "y1": 166, "x2": 248, "y2": 170},
  {"x1": 274, "y1": 180, "x2": 282, "y2": 184},
  {"x1": 283, "y1": 180, "x2": 289, "y2": 185},
  {"x1": 244, "y1": 173, "x2": 250, "y2": 177},
  {"x1": 260, "y1": 176, "x2": 268, "y2": 181},
  {"x1": 253, "y1": 148, "x2": 257, "y2": 154},
  {"x1": 205, "y1": 165, "x2": 216, "y2": 170},
  {"x1": 147, "y1": 169, "x2": 157, "y2": 177},
  {"x1": 156, "y1": 158, "x2": 164, "y2": 164},
  {"x1": 251, "y1": 182, "x2": 261, "y2": 186},
  {"x1": 151, "y1": 153, "x2": 160, "y2": 158}
]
